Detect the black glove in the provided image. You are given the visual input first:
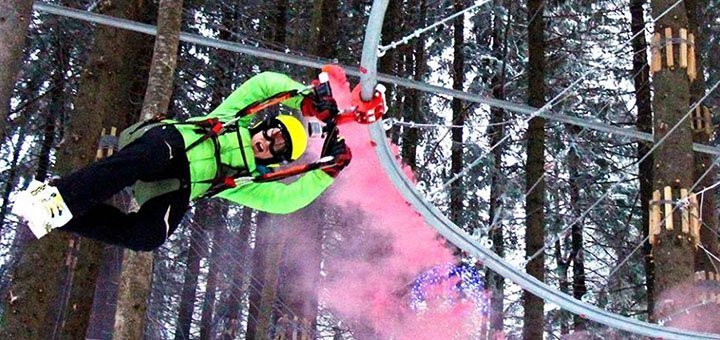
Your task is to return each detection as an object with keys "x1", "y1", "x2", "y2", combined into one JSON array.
[
  {"x1": 321, "y1": 137, "x2": 352, "y2": 178},
  {"x1": 301, "y1": 85, "x2": 339, "y2": 123}
]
